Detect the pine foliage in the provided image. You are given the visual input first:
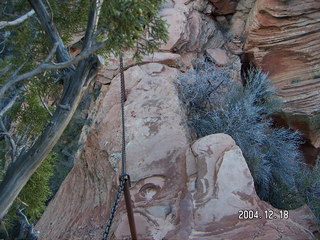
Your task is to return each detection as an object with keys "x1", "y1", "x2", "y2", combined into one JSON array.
[
  {"x1": 0, "y1": 153, "x2": 56, "y2": 238},
  {"x1": 98, "y1": 0, "x2": 168, "y2": 58},
  {"x1": 0, "y1": 0, "x2": 168, "y2": 139},
  {"x1": 17, "y1": 153, "x2": 56, "y2": 222}
]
